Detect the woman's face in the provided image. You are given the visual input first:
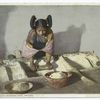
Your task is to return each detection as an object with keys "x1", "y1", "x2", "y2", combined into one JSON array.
[{"x1": 36, "y1": 27, "x2": 47, "y2": 36}]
